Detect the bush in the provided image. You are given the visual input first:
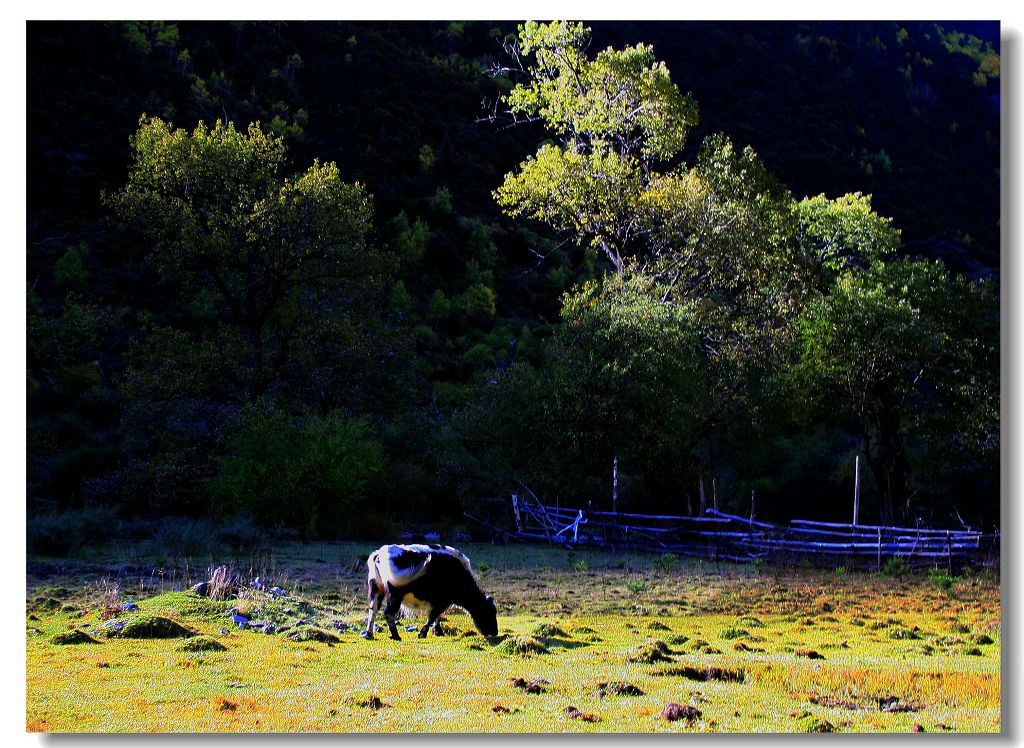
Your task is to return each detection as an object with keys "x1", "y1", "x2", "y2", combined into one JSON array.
[
  {"x1": 929, "y1": 567, "x2": 958, "y2": 594},
  {"x1": 882, "y1": 556, "x2": 911, "y2": 577},
  {"x1": 209, "y1": 405, "x2": 384, "y2": 539},
  {"x1": 27, "y1": 506, "x2": 120, "y2": 557}
]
